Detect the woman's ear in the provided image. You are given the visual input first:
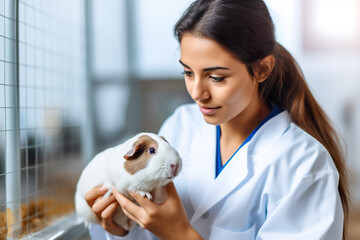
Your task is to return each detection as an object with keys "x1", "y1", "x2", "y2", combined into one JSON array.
[{"x1": 253, "y1": 55, "x2": 275, "y2": 83}]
